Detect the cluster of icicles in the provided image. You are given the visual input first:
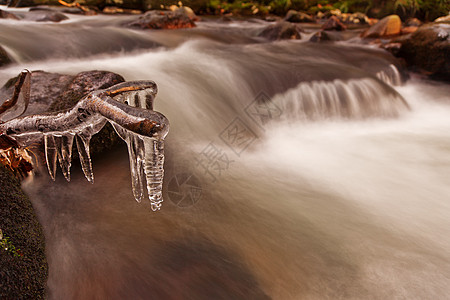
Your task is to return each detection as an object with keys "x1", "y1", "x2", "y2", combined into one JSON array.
[{"x1": 0, "y1": 71, "x2": 169, "y2": 211}]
